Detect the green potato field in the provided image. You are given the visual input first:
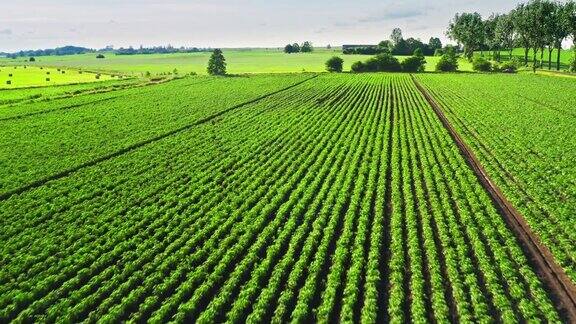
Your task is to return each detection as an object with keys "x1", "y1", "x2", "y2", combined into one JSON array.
[{"x1": 1, "y1": 69, "x2": 575, "y2": 322}]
